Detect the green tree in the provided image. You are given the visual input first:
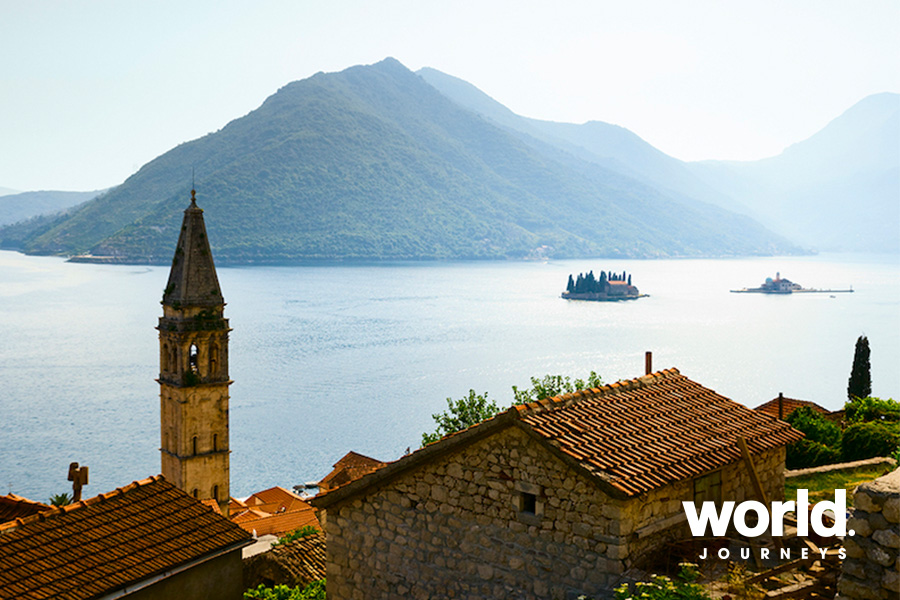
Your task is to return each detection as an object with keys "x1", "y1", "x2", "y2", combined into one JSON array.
[
  {"x1": 421, "y1": 390, "x2": 501, "y2": 445},
  {"x1": 848, "y1": 335, "x2": 872, "y2": 400},
  {"x1": 845, "y1": 396, "x2": 900, "y2": 423},
  {"x1": 512, "y1": 371, "x2": 603, "y2": 405},
  {"x1": 566, "y1": 274, "x2": 575, "y2": 293},
  {"x1": 784, "y1": 406, "x2": 843, "y2": 469},
  {"x1": 841, "y1": 421, "x2": 900, "y2": 462}
]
